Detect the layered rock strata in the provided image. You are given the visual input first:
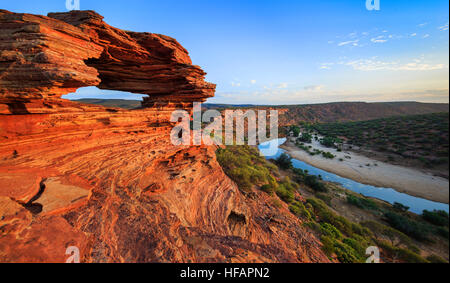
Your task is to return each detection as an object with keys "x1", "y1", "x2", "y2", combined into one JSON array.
[
  {"x1": 0, "y1": 9, "x2": 215, "y2": 112},
  {"x1": 0, "y1": 10, "x2": 329, "y2": 263}
]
